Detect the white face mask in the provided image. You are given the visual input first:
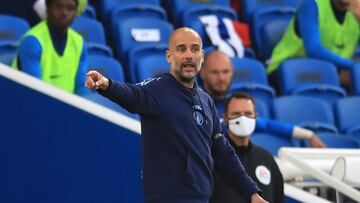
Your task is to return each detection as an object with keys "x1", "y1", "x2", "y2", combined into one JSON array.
[{"x1": 228, "y1": 116, "x2": 256, "y2": 137}]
